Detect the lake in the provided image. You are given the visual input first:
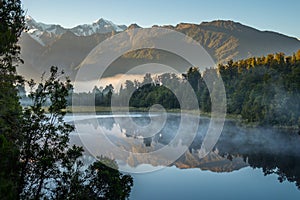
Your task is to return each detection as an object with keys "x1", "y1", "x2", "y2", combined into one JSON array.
[{"x1": 67, "y1": 112, "x2": 300, "y2": 200}]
